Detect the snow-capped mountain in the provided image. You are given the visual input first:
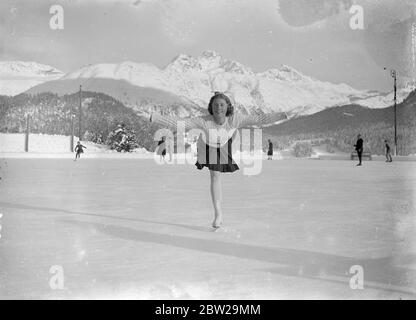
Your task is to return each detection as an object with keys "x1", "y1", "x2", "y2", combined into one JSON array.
[
  {"x1": 0, "y1": 61, "x2": 64, "y2": 96},
  {"x1": 22, "y1": 51, "x2": 411, "y2": 117},
  {"x1": 352, "y1": 82, "x2": 415, "y2": 109}
]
